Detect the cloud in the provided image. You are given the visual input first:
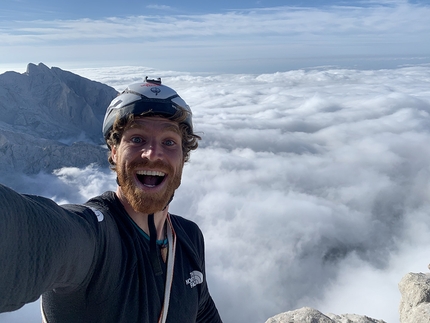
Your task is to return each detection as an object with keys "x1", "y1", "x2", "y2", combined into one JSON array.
[
  {"x1": 2, "y1": 63, "x2": 430, "y2": 322},
  {"x1": 1, "y1": 1, "x2": 430, "y2": 73},
  {"x1": 172, "y1": 66, "x2": 430, "y2": 322},
  {"x1": 146, "y1": 4, "x2": 173, "y2": 10},
  {"x1": 4, "y1": 3, "x2": 430, "y2": 41},
  {"x1": 4, "y1": 164, "x2": 116, "y2": 204}
]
